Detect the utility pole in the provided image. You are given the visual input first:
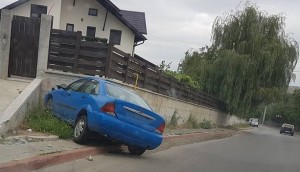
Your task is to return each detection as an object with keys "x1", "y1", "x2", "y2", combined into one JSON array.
[{"x1": 262, "y1": 106, "x2": 267, "y2": 125}]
